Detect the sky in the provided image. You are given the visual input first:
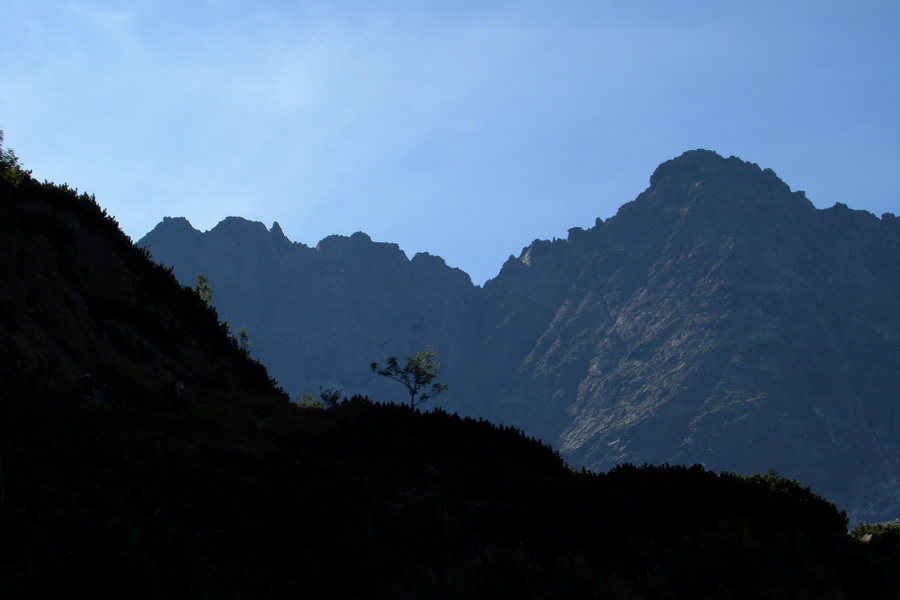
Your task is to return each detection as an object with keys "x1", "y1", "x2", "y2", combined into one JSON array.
[{"x1": 3, "y1": 1, "x2": 898, "y2": 285}]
